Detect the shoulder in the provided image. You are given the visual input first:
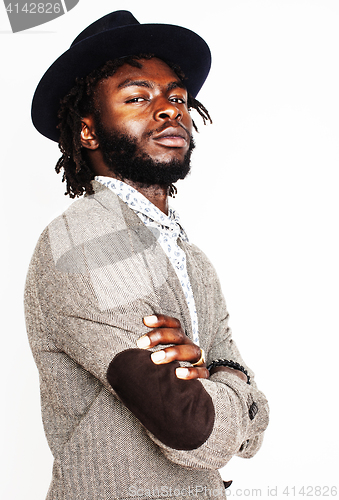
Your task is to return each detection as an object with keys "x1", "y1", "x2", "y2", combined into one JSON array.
[
  {"x1": 41, "y1": 181, "x2": 125, "y2": 241},
  {"x1": 30, "y1": 182, "x2": 124, "y2": 265}
]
